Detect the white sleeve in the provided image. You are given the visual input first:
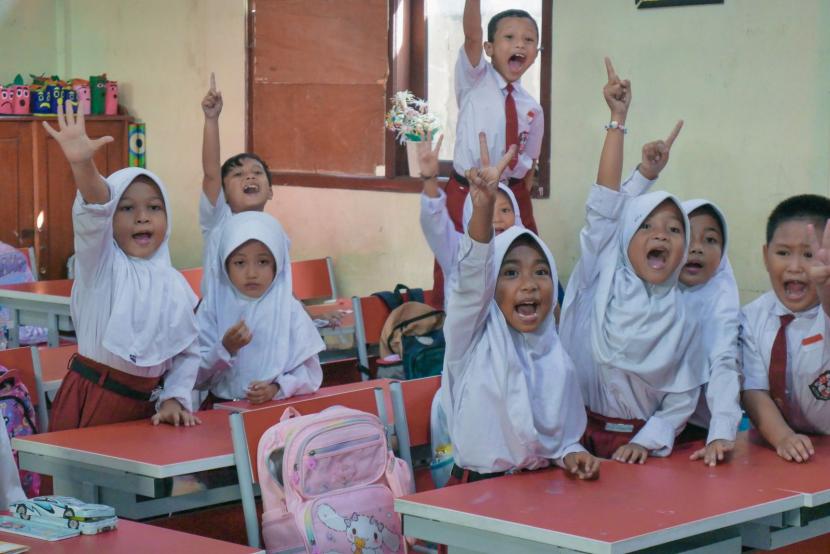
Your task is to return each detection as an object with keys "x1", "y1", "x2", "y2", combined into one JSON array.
[
  {"x1": 199, "y1": 188, "x2": 229, "y2": 238},
  {"x1": 443, "y1": 234, "x2": 494, "y2": 366},
  {"x1": 619, "y1": 168, "x2": 656, "y2": 197},
  {"x1": 420, "y1": 190, "x2": 461, "y2": 275},
  {"x1": 0, "y1": 427, "x2": 24, "y2": 509},
  {"x1": 739, "y1": 310, "x2": 769, "y2": 391},
  {"x1": 195, "y1": 299, "x2": 233, "y2": 387},
  {"x1": 71, "y1": 184, "x2": 117, "y2": 286},
  {"x1": 704, "y1": 301, "x2": 743, "y2": 443},
  {"x1": 157, "y1": 338, "x2": 200, "y2": 413},
  {"x1": 275, "y1": 357, "x2": 323, "y2": 399},
  {"x1": 631, "y1": 388, "x2": 700, "y2": 456},
  {"x1": 454, "y1": 46, "x2": 488, "y2": 106}
]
